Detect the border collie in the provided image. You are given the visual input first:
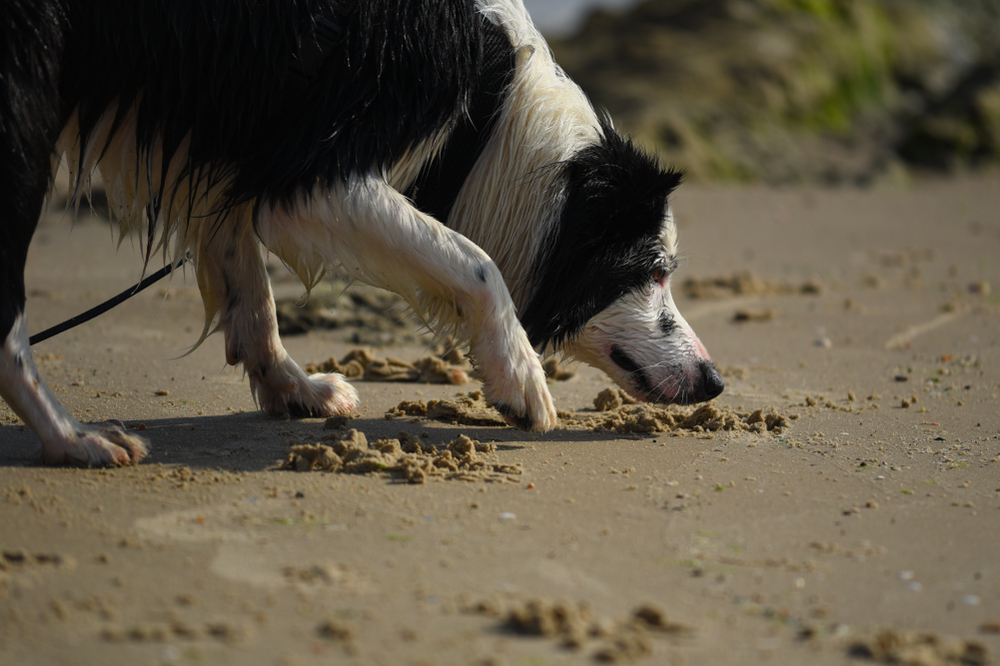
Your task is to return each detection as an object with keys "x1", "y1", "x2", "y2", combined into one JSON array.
[{"x1": 0, "y1": 0, "x2": 723, "y2": 466}]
